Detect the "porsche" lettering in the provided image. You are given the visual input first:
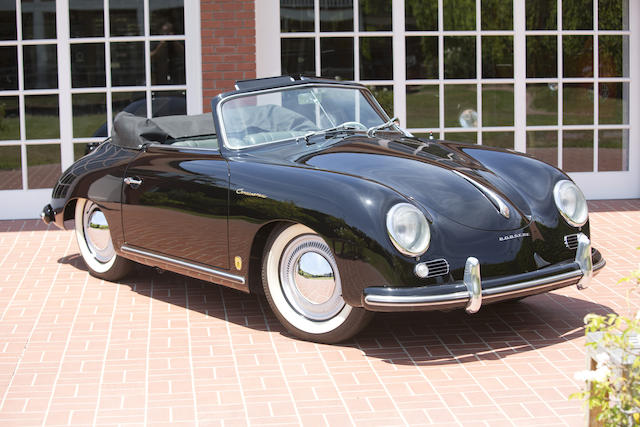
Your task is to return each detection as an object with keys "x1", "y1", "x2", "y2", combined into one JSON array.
[{"x1": 498, "y1": 232, "x2": 531, "y2": 242}]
